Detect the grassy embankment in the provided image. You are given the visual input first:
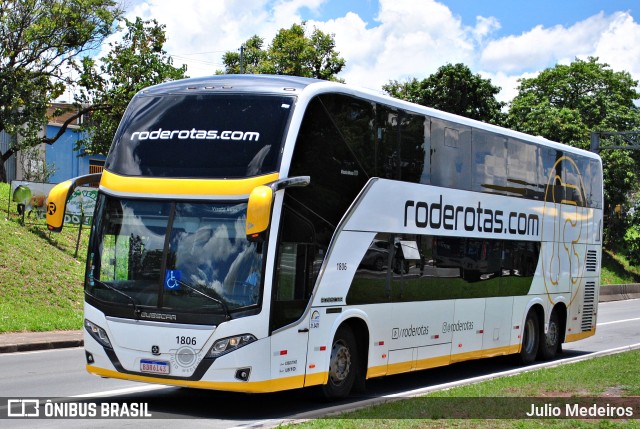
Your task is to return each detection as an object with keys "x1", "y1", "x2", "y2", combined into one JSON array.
[
  {"x1": 1, "y1": 181, "x2": 639, "y2": 332},
  {"x1": 0, "y1": 182, "x2": 87, "y2": 332}
]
